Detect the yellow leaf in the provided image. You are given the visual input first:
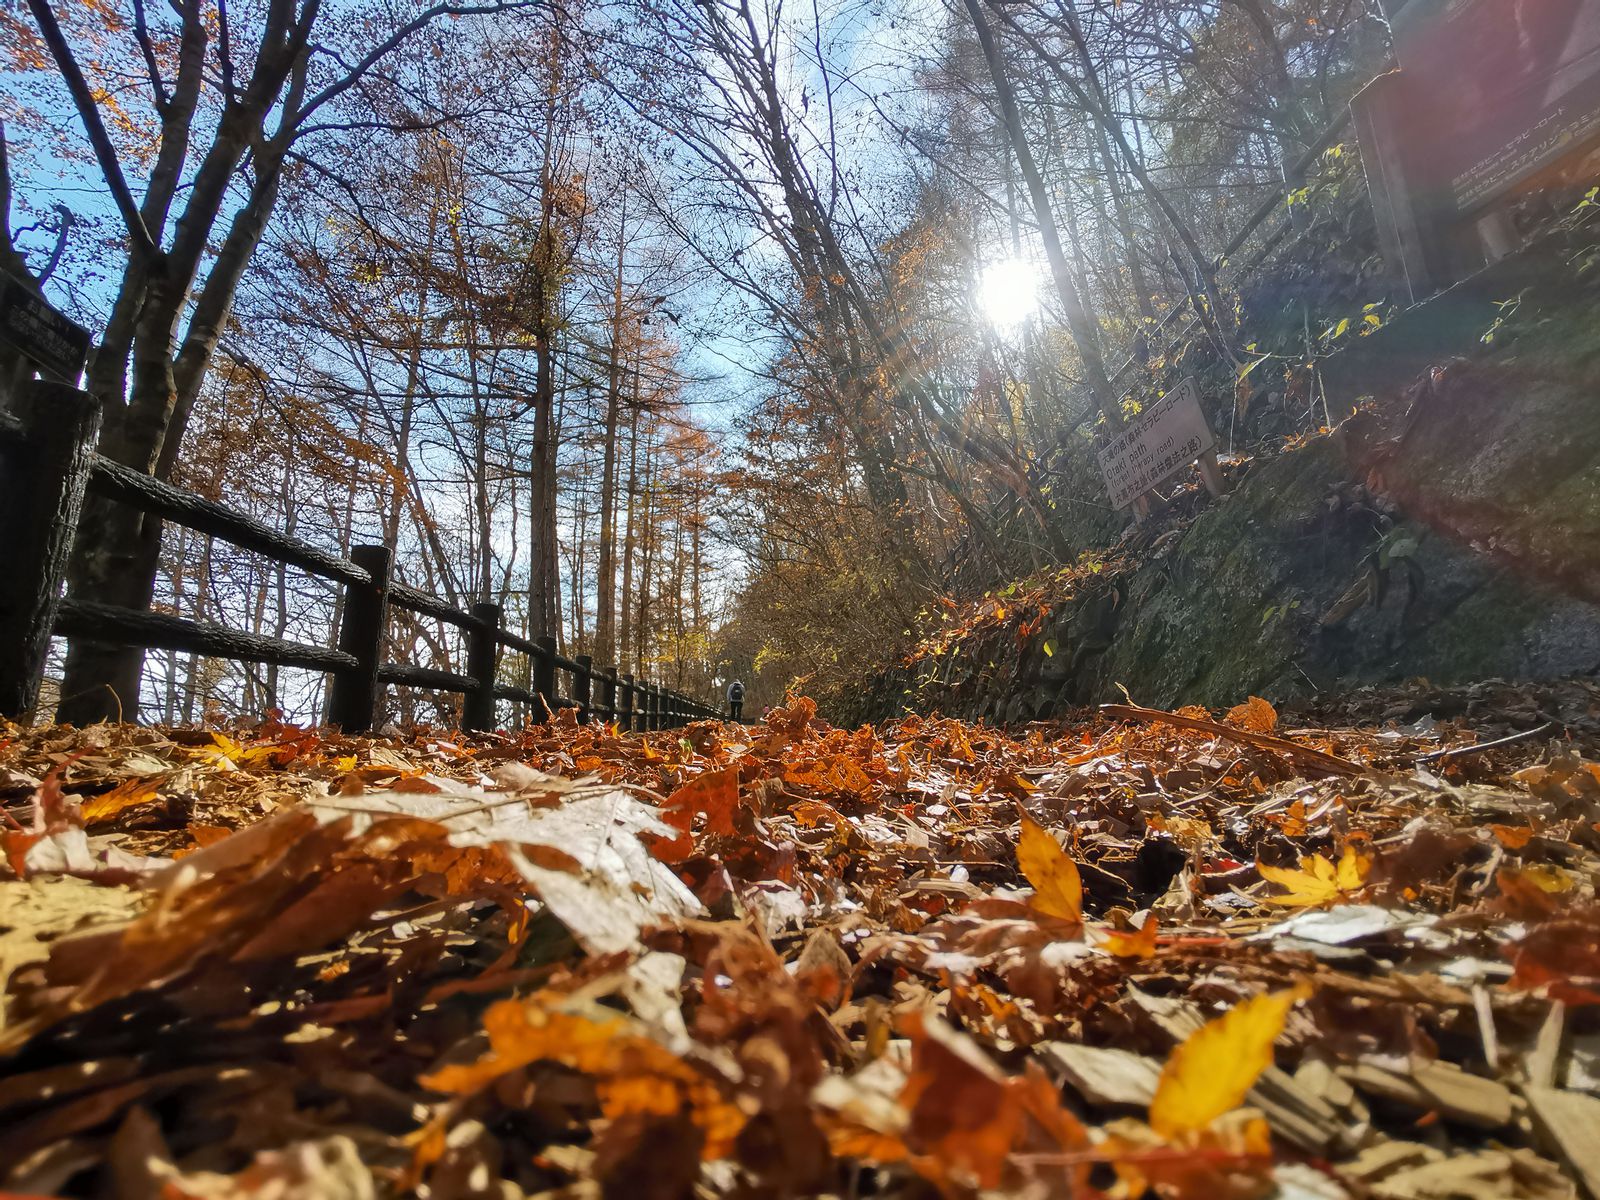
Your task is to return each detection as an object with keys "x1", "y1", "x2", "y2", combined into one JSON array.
[
  {"x1": 1333, "y1": 844, "x2": 1370, "y2": 891},
  {"x1": 1519, "y1": 864, "x2": 1574, "y2": 894},
  {"x1": 1148, "y1": 983, "x2": 1311, "y2": 1137},
  {"x1": 1098, "y1": 913, "x2": 1158, "y2": 959},
  {"x1": 80, "y1": 776, "x2": 165, "y2": 825},
  {"x1": 193, "y1": 732, "x2": 243, "y2": 771},
  {"x1": 237, "y1": 743, "x2": 280, "y2": 766},
  {"x1": 1016, "y1": 815, "x2": 1082, "y2": 923},
  {"x1": 1258, "y1": 846, "x2": 1370, "y2": 907}
]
